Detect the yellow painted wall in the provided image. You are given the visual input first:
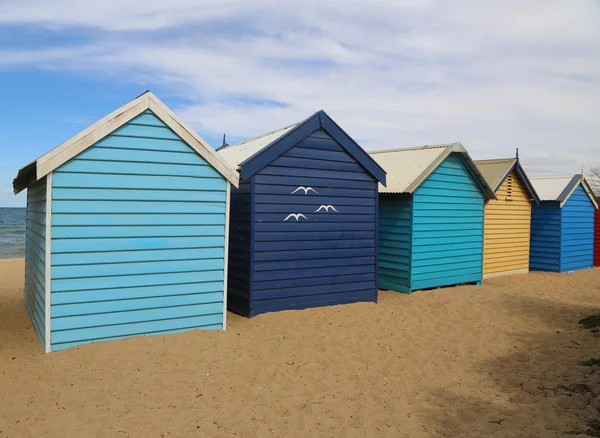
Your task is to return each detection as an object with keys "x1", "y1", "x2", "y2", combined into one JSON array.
[{"x1": 483, "y1": 170, "x2": 532, "y2": 275}]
